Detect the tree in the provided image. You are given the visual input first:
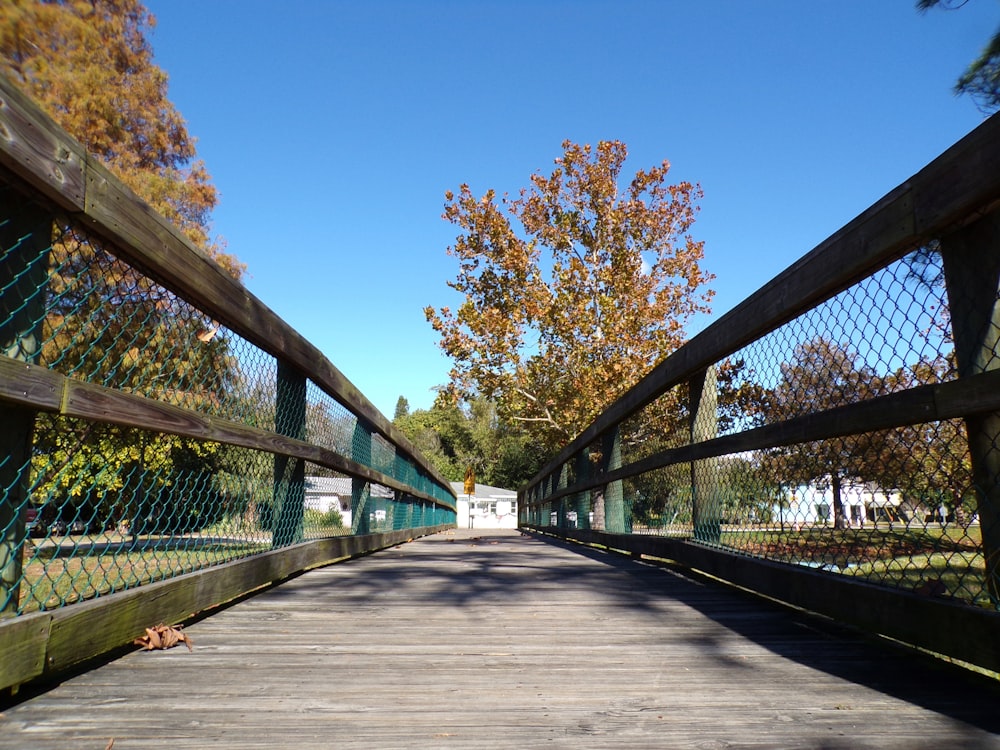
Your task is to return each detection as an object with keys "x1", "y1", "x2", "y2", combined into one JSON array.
[
  {"x1": 426, "y1": 140, "x2": 713, "y2": 456},
  {"x1": 872, "y1": 357, "x2": 974, "y2": 525},
  {"x1": 768, "y1": 338, "x2": 883, "y2": 529},
  {"x1": 918, "y1": 0, "x2": 1000, "y2": 113},
  {"x1": 0, "y1": 1, "x2": 246, "y2": 533},
  {"x1": 393, "y1": 396, "x2": 410, "y2": 421},
  {"x1": 394, "y1": 394, "x2": 546, "y2": 489},
  {"x1": 0, "y1": 0, "x2": 240, "y2": 273}
]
